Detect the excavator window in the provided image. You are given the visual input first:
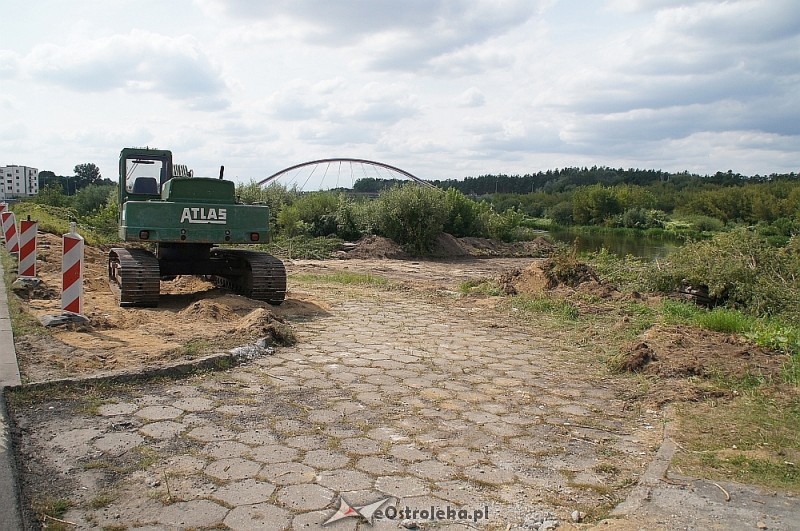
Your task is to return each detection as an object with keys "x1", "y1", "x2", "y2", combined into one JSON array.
[{"x1": 126, "y1": 158, "x2": 165, "y2": 194}]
